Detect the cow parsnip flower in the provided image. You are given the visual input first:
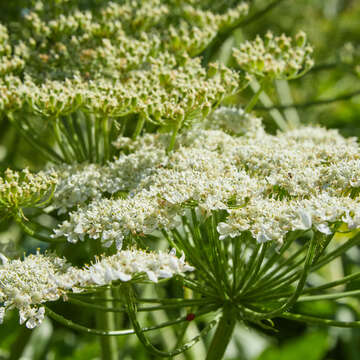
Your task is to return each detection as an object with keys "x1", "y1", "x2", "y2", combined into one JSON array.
[
  {"x1": 0, "y1": 2, "x2": 357, "y2": 359},
  {"x1": 0, "y1": 248, "x2": 193, "y2": 328},
  {"x1": 49, "y1": 110, "x2": 360, "y2": 247}
]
